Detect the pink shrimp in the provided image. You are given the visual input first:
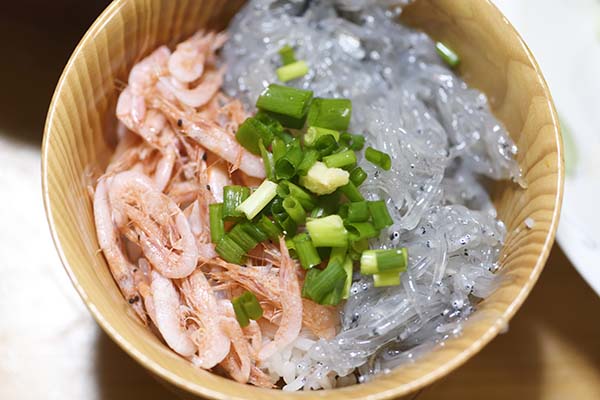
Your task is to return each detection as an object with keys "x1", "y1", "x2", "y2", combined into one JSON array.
[
  {"x1": 220, "y1": 315, "x2": 251, "y2": 383},
  {"x1": 116, "y1": 46, "x2": 170, "y2": 137},
  {"x1": 108, "y1": 171, "x2": 198, "y2": 278},
  {"x1": 168, "y1": 31, "x2": 226, "y2": 83},
  {"x1": 182, "y1": 161, "x2": 211, "y2": 230},
  {"x1": 220, "y1": 98, "x2": 248, "y2": 128},
  {"x1": 249, "y1": 365, "x2": 276, "y2": 388},
  {"x1": 258, "y1": 238, "x2": 303, "y2": 361},
  {"x1": 150, "y1": 271, "x2": 196, "y2": 356},
  {"x1": 154, "y1": 99, "x2": 265, "y2": 178},
  {"x1": 184, "y1": 200, "x2": 204, "y2": 238},
  {"x1": 158, "y1": 67, "x2": 224, "y2": 108},
  {"x1": 168, "y1": 43, "x2": 205, "y2": 84},
  {"x1": 243, "y1": 320, "x2": 263, "y2": 359},
  {"x1": 111, "y1": 128, "x2": 142, "y2": 162},
  {"x1": 212, "y1": 258, "x2": 338, "y2": 339},
  {"x1": 184, "y1": 201, "x2": 216, "y2": 260},
  {"x1": 180, "y1": 270, "x2": 230, "y2": 368},
  {"x1": 238, "y1": 172, "x2": 264, "y2": 188},
  {"x1": 207, "y1": 161, "x2": 232, "y2": 202},
  {"x1": 167, "y1": 181, "x2": 202, "y2": 205},
  {"x1": 136, "y1": 258, "x2": 157, "y2": 324},
  {"x1": 153, "y1": 127, "x2": 178, "y2": 192},
  {"x1": 93, "y1": 178, "x2": 147, "y2": 323},
  {"x1": 117, "y1": 93, "x2": 167, "y2": 143},
  {"x1": 153, "y1": 148, "x2": 175, "y2": 192},
  {"x1": 302, "y1": 301, "x2": 338, "y2": 340},
  {"x1": 210, "y1": 261, "x2": 281, "y2": 301},
  {"x1": 93, "y1": 30, "x2": 348, "y2": 387},
  {"x1": 129, "y1": 46, "x2": 171, "y2": 95},
  {"x1": 105, "y1": 134, "x2": 157, "y2": 178}
]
